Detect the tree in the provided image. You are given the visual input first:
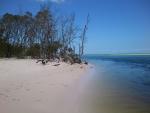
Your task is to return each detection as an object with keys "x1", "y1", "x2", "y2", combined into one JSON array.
[
  {"x1": 35, "y1": 6, "x2": 56, "y2": 59},
  {"x1": 59, "y1": 14, "x2": 78, "y2": 58},
  {"x1": 79, "y1": 14, "x2": 90, "y2": 58}
]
